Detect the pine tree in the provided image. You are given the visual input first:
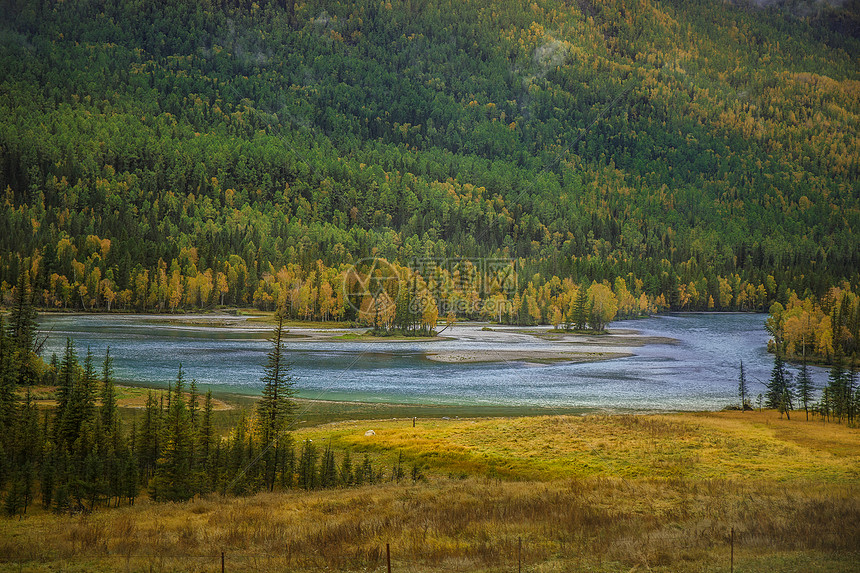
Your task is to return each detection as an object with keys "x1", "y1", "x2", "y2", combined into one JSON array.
[
  {"x1": 226, "y1": 413, "x2": 252, "y2": 495},
  {"x1": 279, "y1": 440, "x2": 296, "y2": 489},
  {"x1": 766, "y1": 352, "x2": 789, "y2": 410},
  {"x1": 9, "y1": 262, "x2": 38, "y2": 387},
  {"x1": 298, "y1": 439, "x2": 318, "y2": 490},
  {"x1": 339, "y1": 449, "x2": 354, "y2": 486},
  {"x1": 54, "y1": 338, "x2": 78, "y2": 444},
  {"x1": 319, "y1": 442, "x2": 338, "y2": 488},
  {"x1": 256, "y1": 312, "x2": 296, "y2": 491},
  {"x1": 151, "y1": 365, "x2": 194, "y2": 502},
  {"x1": 52, "y1": 448, "x2": 72, "y2": 513},
  {"x1": 779, "y1": 373, "x2": 794, "y2": 420},
  {"x1": 0, "y1": 317, "x2": 19, "y2": 440},
  {"x1": 100, "y1": 347, "x2": 117, "y2": 431},
  {"x1": 796, "y1": 360, "x2": 815, "y2": 421},
  {"x1": 570, "y1": 287, "x2": 589, "y2": 331},
  {"x1": 138, "y1": 391, "x2": 160, "y2": 480},
  {"x1": 18, "y1": 388, "x2": 40, "y2": 513},
  {"x1": 358, "y1": 453, "x2": 374, "y2": 485},
  {"x1": 738, "y1": 360, "x2": 750, "y2": 411},
  {"x1": 40, "y1": 445, "x2": 55, "y2": 509},
  {"x1": 198, "y1": 390, "x2": 216, "y2": 493},
  {"x1": 4, "y1": 470, "x2": 25, "y2": 516},
  {"x1": 124, "y1": 446, "x2": 140, "y2": 505}
]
